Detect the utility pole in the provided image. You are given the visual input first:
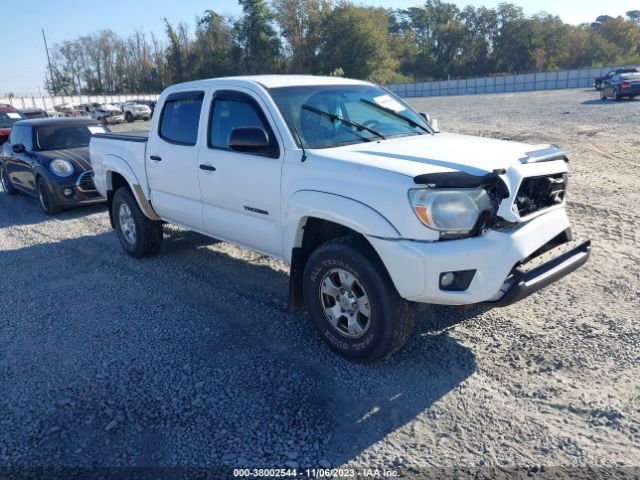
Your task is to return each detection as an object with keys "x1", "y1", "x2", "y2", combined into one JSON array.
[{"x1": 42, "y1": 29, "x2": 55, "y2": 94}]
